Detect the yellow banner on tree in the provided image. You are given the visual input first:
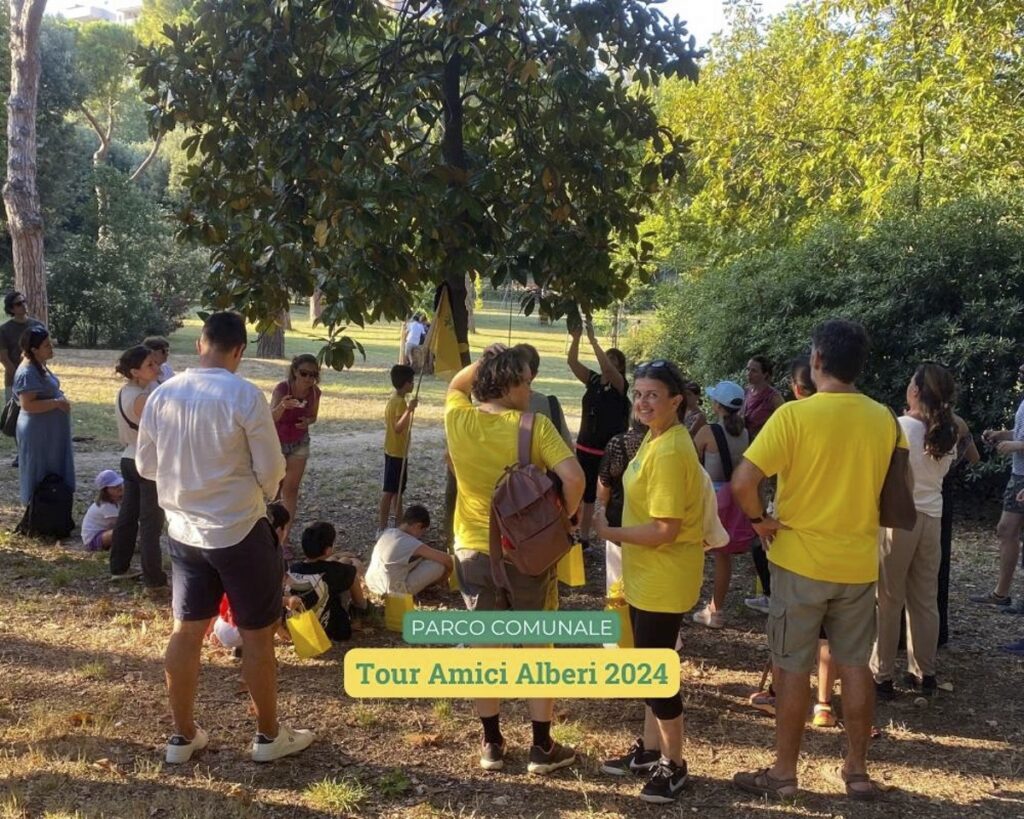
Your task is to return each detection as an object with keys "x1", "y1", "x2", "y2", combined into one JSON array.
[{"x1": 426, "y1": 285, "x2": 462, "y2": 381}]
